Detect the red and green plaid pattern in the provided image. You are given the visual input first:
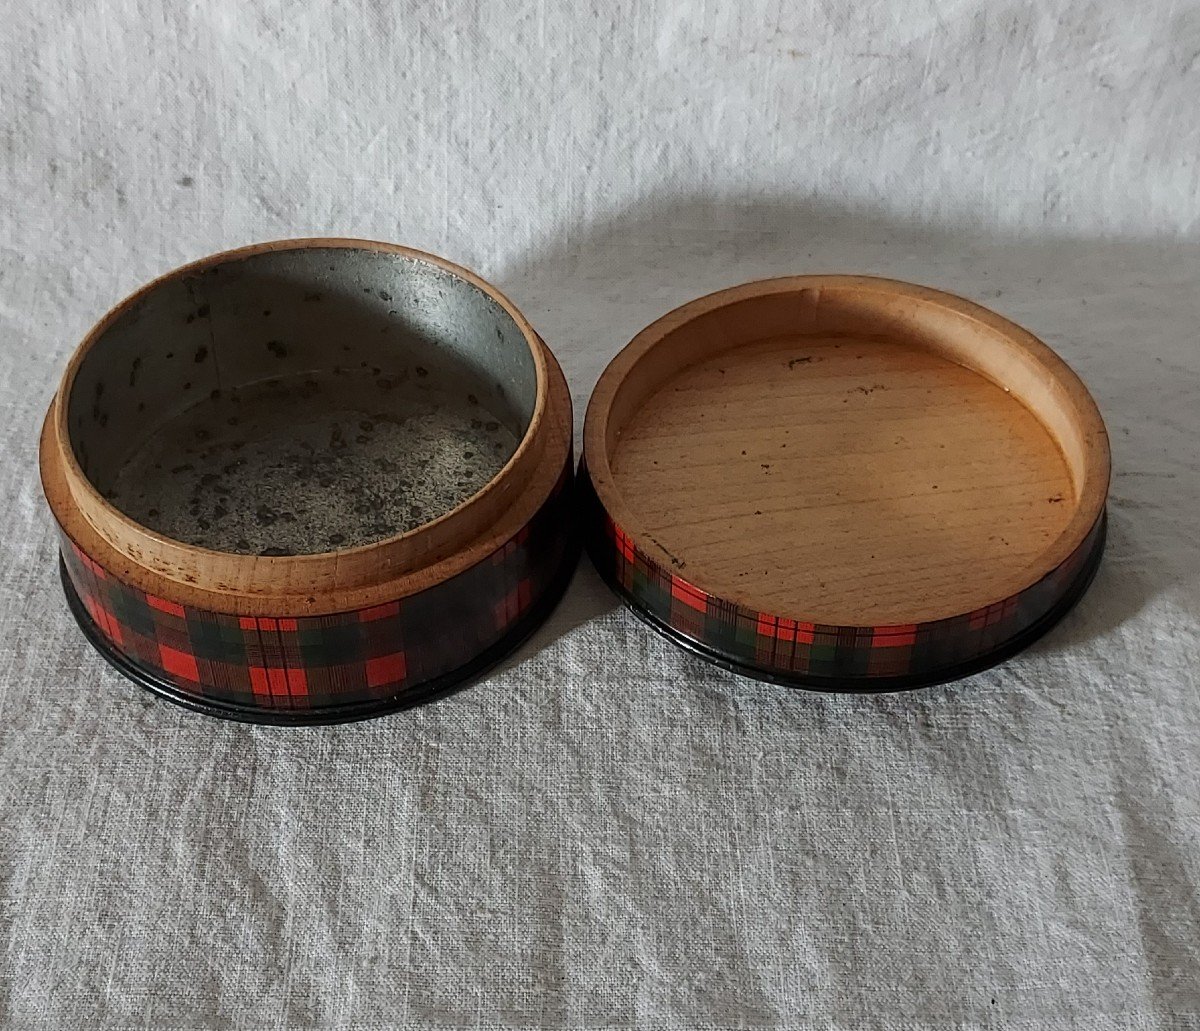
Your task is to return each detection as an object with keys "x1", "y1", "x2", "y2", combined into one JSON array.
[
  {"x1": 59, "y1": 458, "x2": 574, "y2": 718},
  {"x1": 582, "y1": 464, "x2": 1103, "y2": 685}
]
